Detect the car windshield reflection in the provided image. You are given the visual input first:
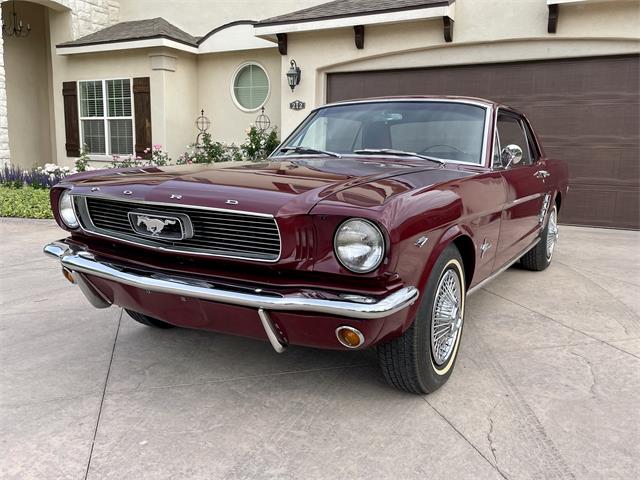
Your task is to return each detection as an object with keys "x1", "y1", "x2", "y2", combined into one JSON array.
[{"x1": 275, "y1": 101, "x2": 487, "y2": 164}]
